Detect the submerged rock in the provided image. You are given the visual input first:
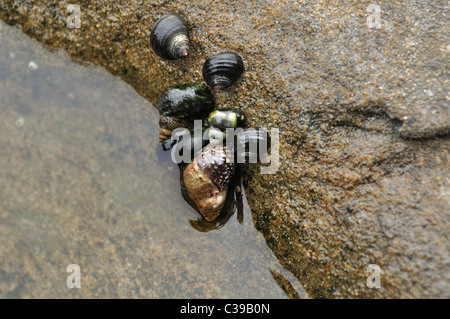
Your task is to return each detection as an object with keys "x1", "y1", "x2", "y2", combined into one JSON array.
[{"x1": 1, "y1": 0, "x2": 448, "y2": 298}]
